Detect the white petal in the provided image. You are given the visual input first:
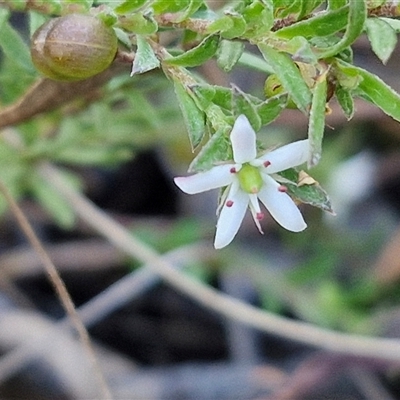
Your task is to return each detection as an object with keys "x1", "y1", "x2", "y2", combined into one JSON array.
[
  {"x1": 231, "y1": 115, "x2": 257, "y2": 164},
  {"x1": 258, "y1": 175, "x2": 307, "y2": 232},
  {"x1": 214, "y1": 188, "x2": 249, "y2": 249},
  {"x1": 257, "y1": 139, "x2": 309, "y2": 174},
  {"x1": 174, "y1": 164, "x2": 234, "y2": 194}
]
